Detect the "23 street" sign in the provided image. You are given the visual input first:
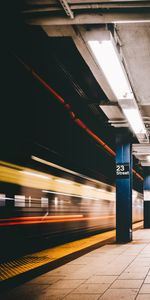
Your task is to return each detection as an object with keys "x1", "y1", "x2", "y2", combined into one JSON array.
[{"x1": 116, "y1": 164, "x2": 130, "y2": 178}]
